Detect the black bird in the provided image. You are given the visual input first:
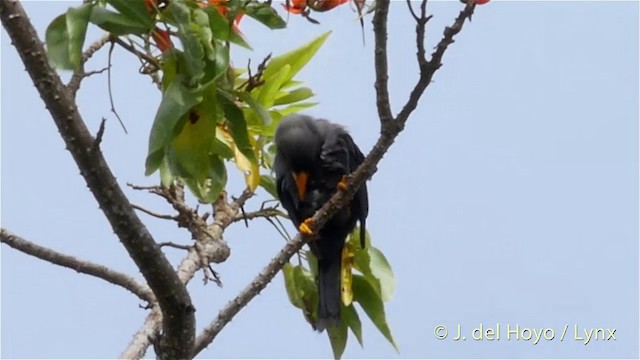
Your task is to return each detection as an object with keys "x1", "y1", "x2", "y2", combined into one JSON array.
[{"x1": 274, "y1": 114, "x2": 369, "y2": 331}]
